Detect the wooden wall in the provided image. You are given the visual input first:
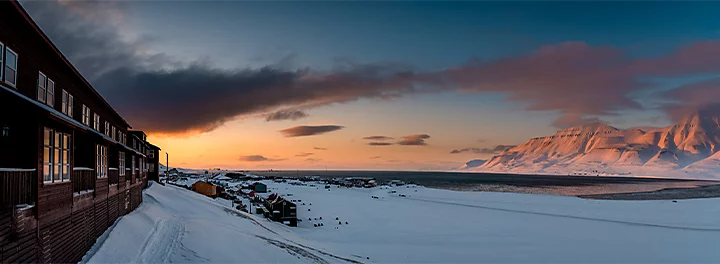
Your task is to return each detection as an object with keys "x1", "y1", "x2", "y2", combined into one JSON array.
[{"x1": 1, "y1": 184, "x2": 144, "y2": 263}]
